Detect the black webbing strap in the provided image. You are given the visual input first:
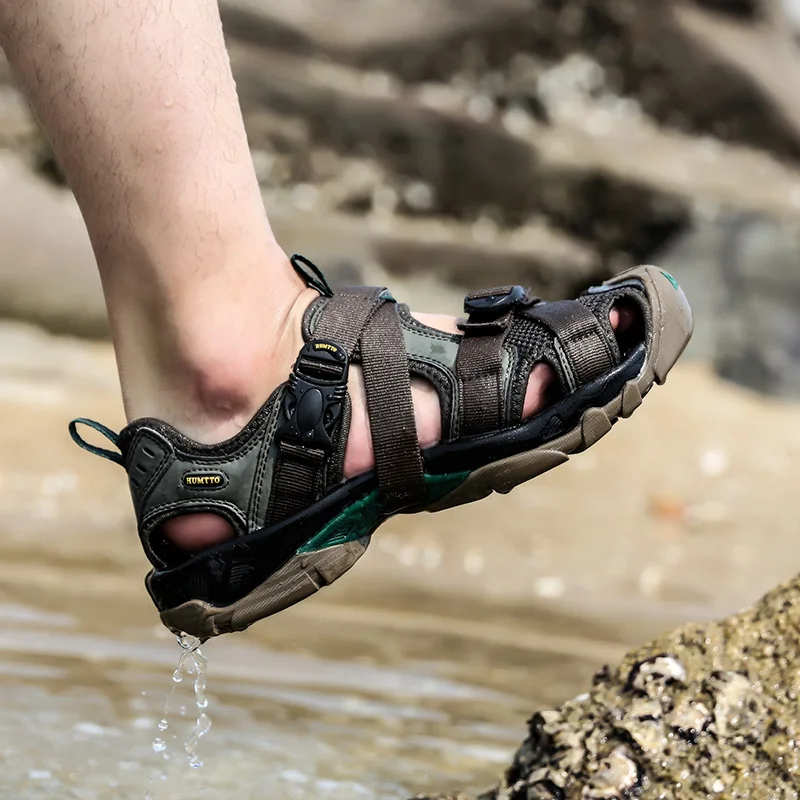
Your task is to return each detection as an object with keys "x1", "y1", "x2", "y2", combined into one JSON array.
[
  {"x1": 267, "y1": 442, "x2": 326, "y2": 524},
  {"x1": 524, "y1": 300, "x2": 616, "y2": 392},
  {"x1": 360, "y1": 302, "x2": 426, "y2": 511}
]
